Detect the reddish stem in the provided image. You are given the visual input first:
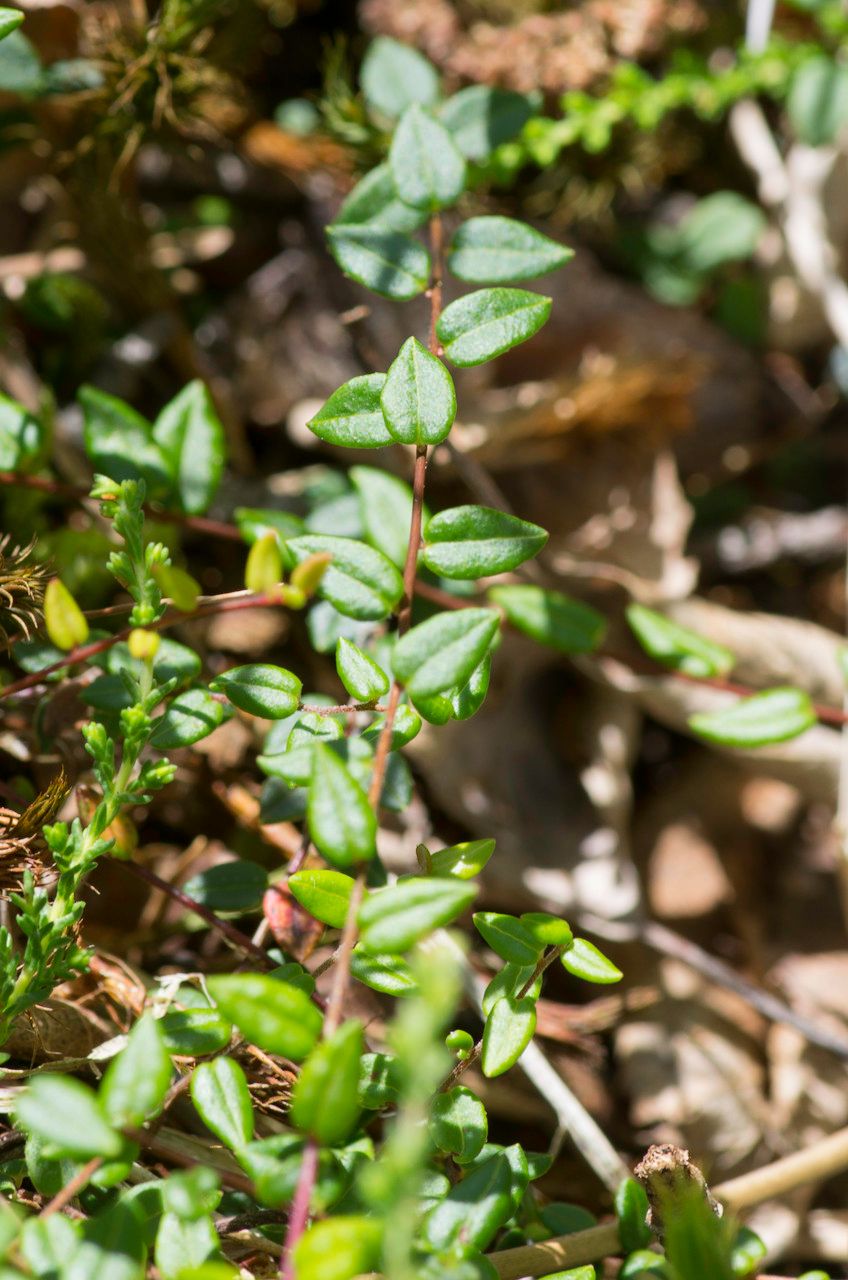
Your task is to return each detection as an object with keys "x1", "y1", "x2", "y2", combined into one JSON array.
[{"x1": 279, "y1": 1138, "x2": 319, "y2": 1280}]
